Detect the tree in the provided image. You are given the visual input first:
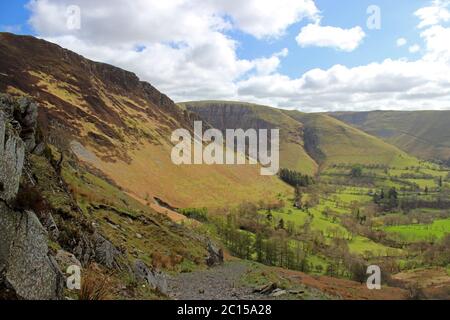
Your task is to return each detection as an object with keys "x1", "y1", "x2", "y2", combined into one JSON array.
[
  {"x1": 278, "y1": 168, "x2": 313, "y2": 188},
  {"x1": 294, "y1": 186, "x2": 303, "y2": 209},
  {"x1": 350, "y1": 165, "x2": 363, "y2": 178}
]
